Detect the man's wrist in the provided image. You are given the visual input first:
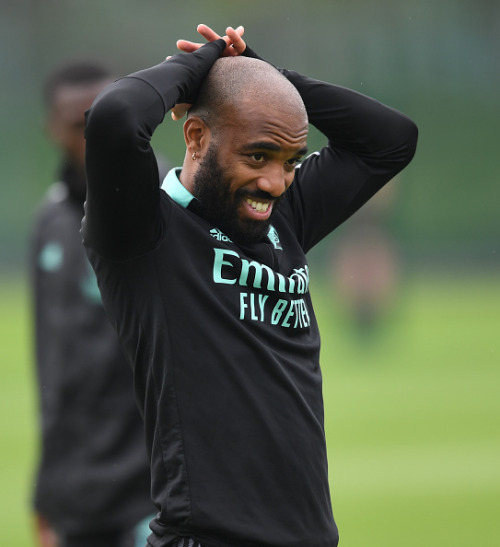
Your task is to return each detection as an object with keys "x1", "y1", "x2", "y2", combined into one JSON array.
[{"x1": 242, "y1": 45, "x2": 265, "y2": 62}]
